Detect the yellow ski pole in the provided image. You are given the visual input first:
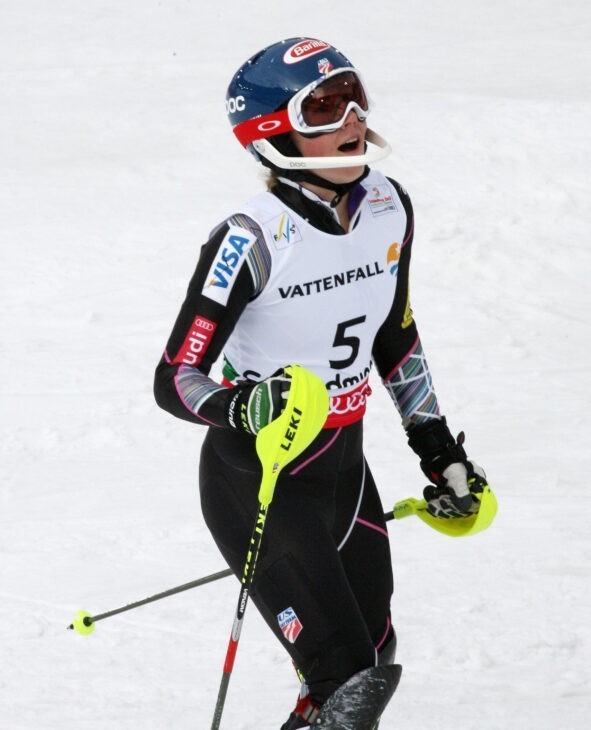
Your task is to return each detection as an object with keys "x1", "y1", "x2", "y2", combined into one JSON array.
[
  {"x1": 210, "y1": 364, "x2": 329, "y2": 730},
  {"x1": 390, "y1": 475, "x2": 498, "y2": 537}
]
